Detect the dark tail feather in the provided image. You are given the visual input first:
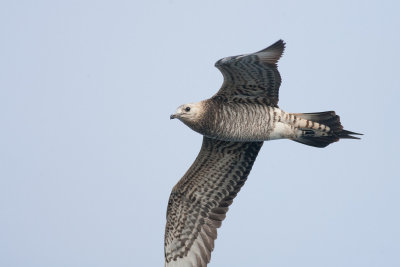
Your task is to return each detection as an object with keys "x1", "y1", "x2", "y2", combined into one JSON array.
[{"x1": 292, "y1": 111, "x2": 362, "y2": 148}]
